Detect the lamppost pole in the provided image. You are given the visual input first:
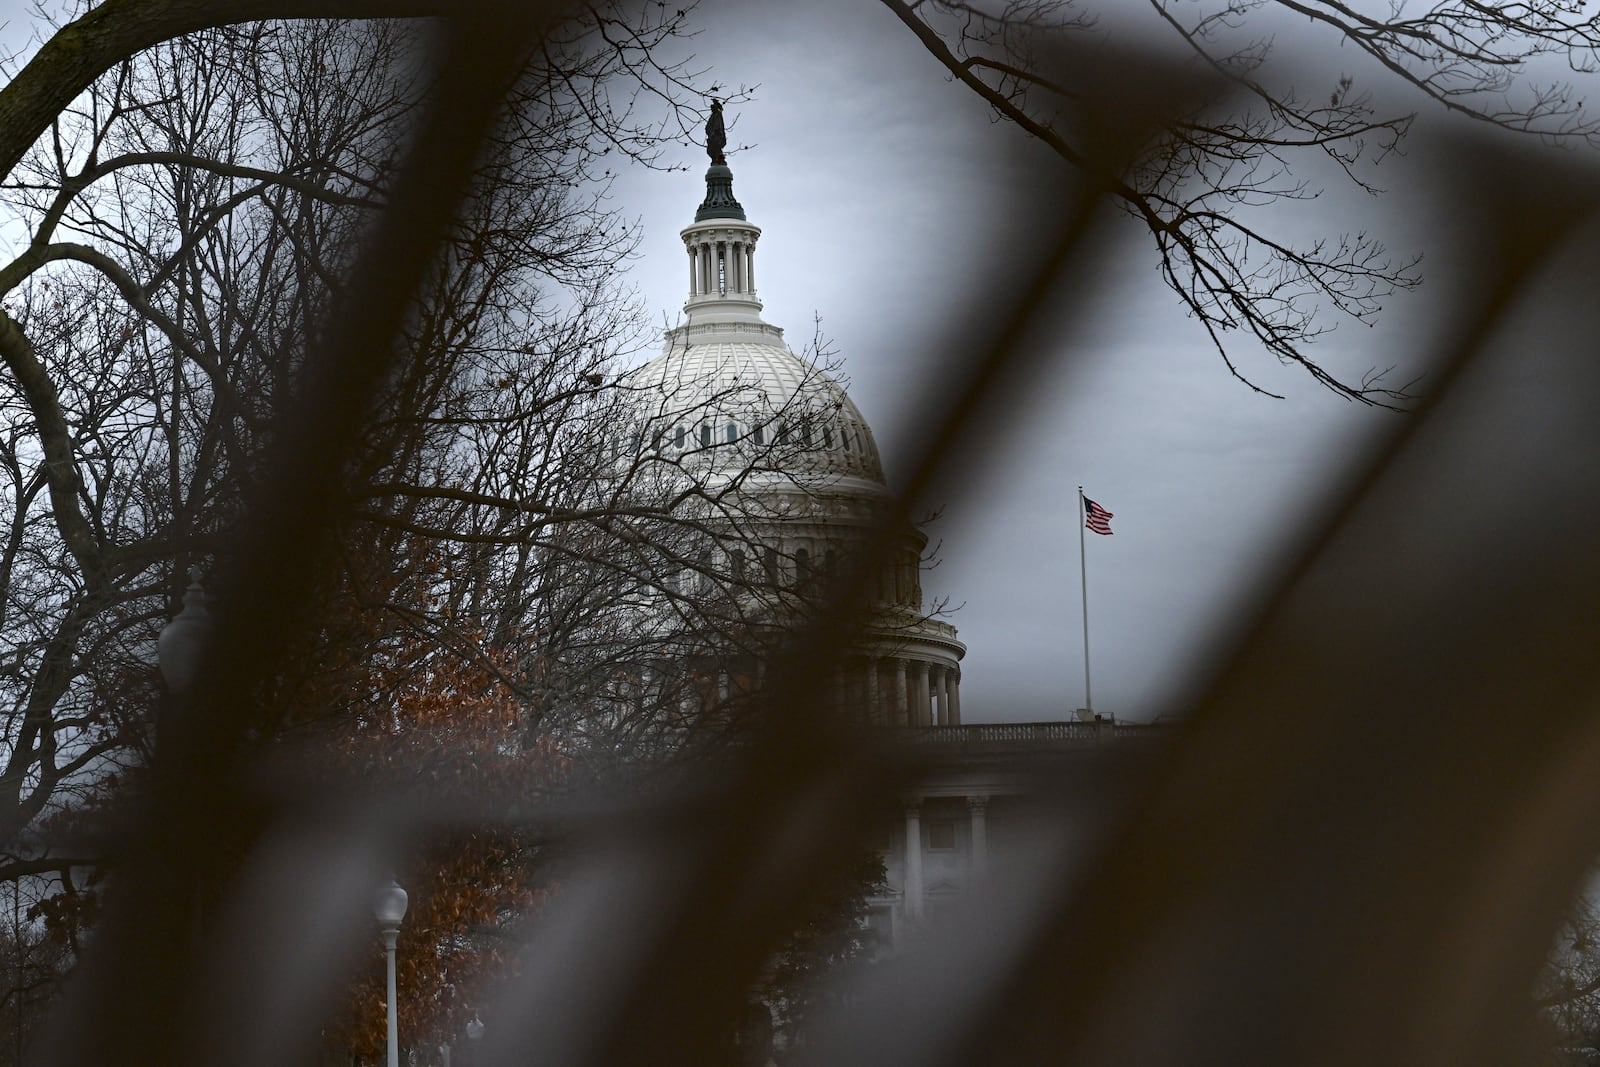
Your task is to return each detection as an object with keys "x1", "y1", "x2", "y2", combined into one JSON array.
[
  {"x1": 374, "y1": 878, "x2": 409, "y2": 1067},
  {"x1": 383, "y1": 926, "x2": 400, "y2": 1067},
  {"x1": 158, "y1": 567, "x2": 211, "y2": 946}
]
